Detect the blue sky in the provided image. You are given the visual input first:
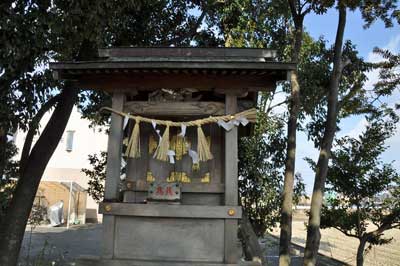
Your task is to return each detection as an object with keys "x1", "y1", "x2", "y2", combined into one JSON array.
[{"x1": 297, "y1": 8, "x2": 400, "y2": 194}]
